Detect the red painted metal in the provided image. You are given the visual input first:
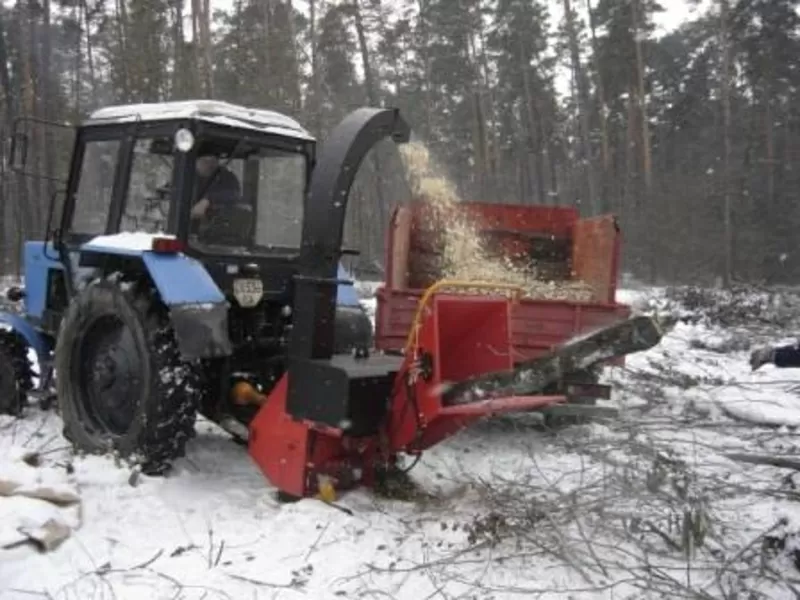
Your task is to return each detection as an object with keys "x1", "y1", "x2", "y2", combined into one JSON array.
[
  {"x1": 249, "y1": 291, "x2": 567, "y2": 498},
  {"x1": 151, "y1": 236, "x2": 185, "y2": 253},
  {"x1": 248, "y1": 376, "x2": 375, "y2": 498},
  {"x1": 377, "y1": 200, "x2": 631, "y2": 362}
]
